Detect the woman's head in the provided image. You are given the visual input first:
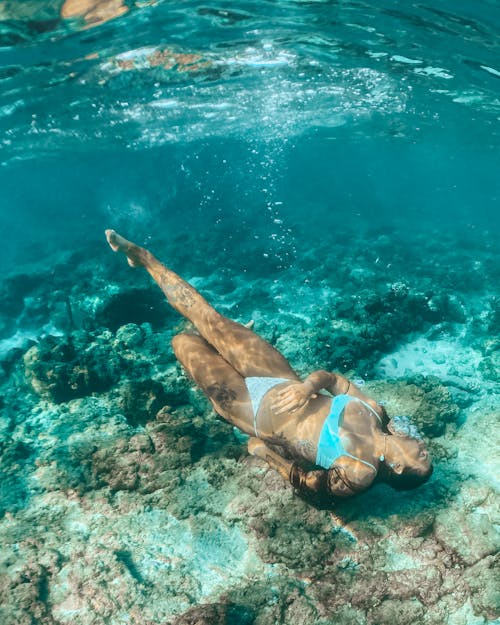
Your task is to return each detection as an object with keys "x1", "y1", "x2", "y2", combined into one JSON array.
[{"x1": 381, "y1": 418, "x2": 433, "y2": 489}]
